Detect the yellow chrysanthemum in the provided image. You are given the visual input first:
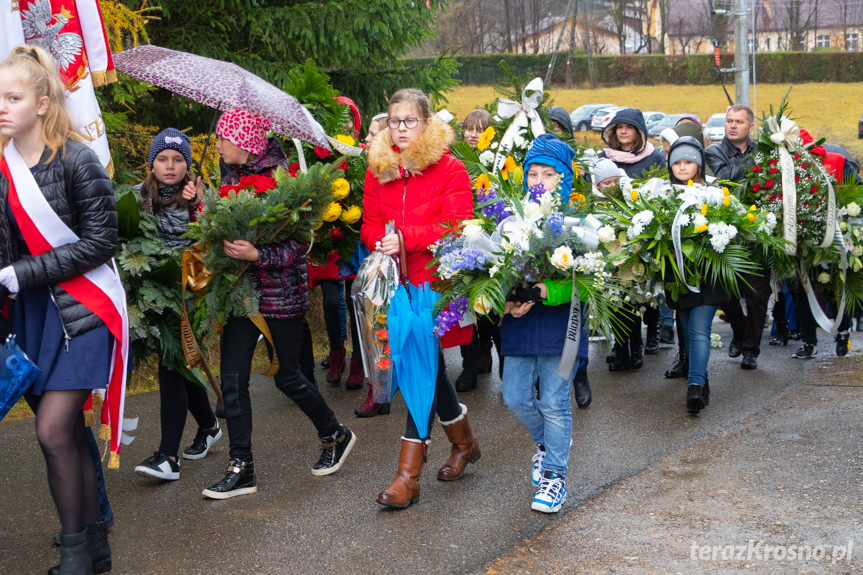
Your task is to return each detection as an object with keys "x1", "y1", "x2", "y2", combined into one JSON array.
[
  {"x1": 474, "y1": 173, "x2": 491, "y2": 191},
  {"x1": 335, "y1": 134, "x2": 355, "y2": 147},
  {"x1": 701, "y1": 203, "x2": 708, "y2": 215},
  {"x1": 340, "y1": 205, "x2": 362, "y2": 224},
  {"x1": 331, "y1": 178, "x2": 350, "y2": 200},
  {"x1": 695, "y1": 224, "x2": 709, "y2": 233},
  {"x1": 750, "y1": 204, "x2": 757, "y2": 212},
  {"x1": 746, "y1": 213, "x2": 756, "y2": 222},
  {"x1": 322, "y1": 202, "x2": 343, "y2": 222},
  {"x1": 477, "y1": 126, "x2": 496, "y2": 151},
  {"x1": 571, "y1": 192, "x2": 586, "y2": 204},
  {"x1": 631, "y1": 189, "x2": 638, "y2": 201}
]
